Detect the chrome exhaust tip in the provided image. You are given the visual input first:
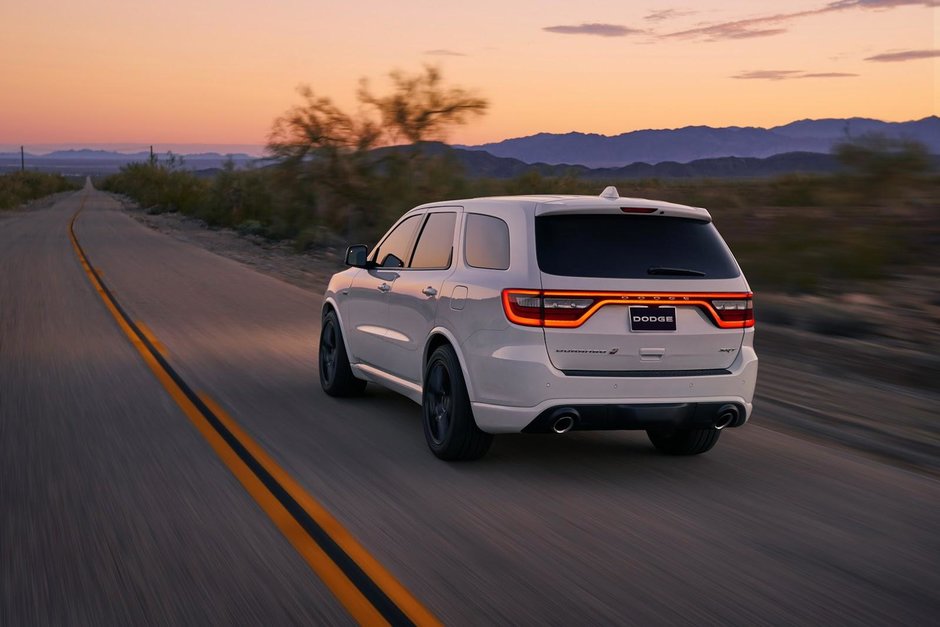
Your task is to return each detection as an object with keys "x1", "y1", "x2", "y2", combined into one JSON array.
[
  {"x1": 549, "y1": 408, "x2": 579, "y2": 434},
  {"x1": 552, "y1": 415, "x2": 575, "y2": 434},
  {"x1": 714, "y1": 404, "x2": 739, "y2": 430}
]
